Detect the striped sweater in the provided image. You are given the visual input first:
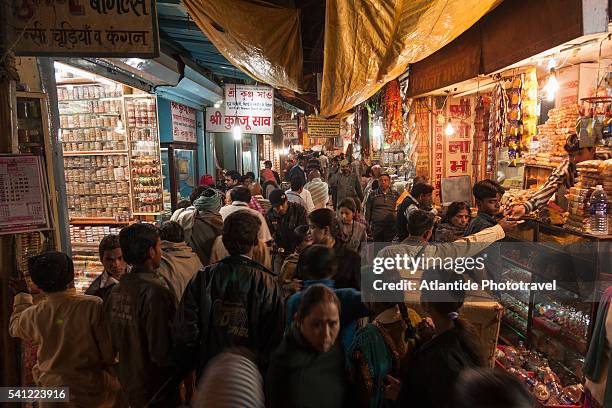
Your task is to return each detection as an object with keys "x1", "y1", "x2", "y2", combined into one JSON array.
[
  {"x1": 305, "y1": 178, "x2": 329, "y2": 209},
  {"x1": 524, "y1": 159, "x2": 577, "y2": 212}
]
